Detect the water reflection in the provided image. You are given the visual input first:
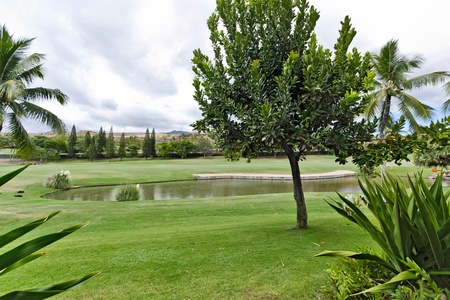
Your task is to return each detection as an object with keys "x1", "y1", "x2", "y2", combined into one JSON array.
[
  {"x1": 43, "y1": 177, "x2": 449, "y2": 202},
  {"x1": 43, "y1": 178, "x2": 362, "y2": 201}
]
